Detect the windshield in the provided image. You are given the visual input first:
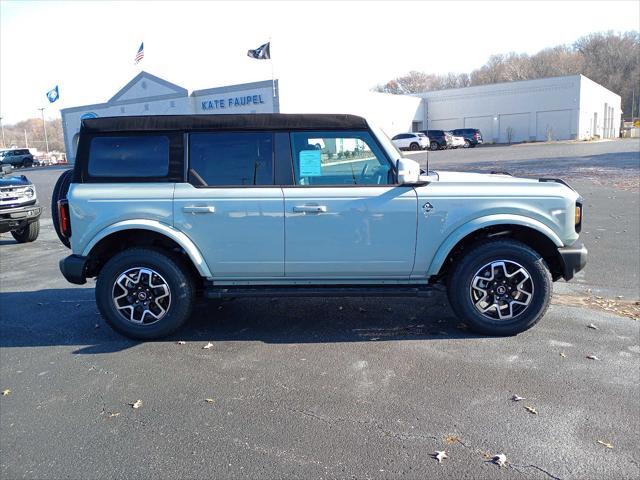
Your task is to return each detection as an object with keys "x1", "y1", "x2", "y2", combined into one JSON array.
[{"x1": 368, "y1": 121, "x2": 405, "y2": 159}]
